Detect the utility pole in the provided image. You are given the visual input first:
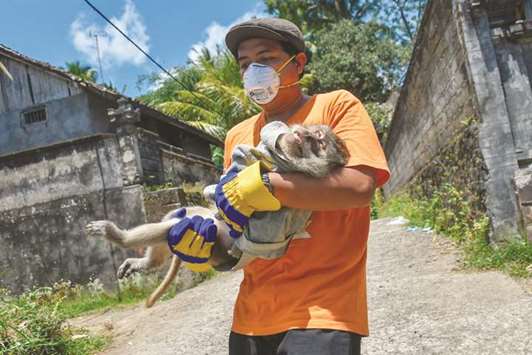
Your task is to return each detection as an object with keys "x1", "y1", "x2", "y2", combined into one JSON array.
[{"x1": 89, "y1": 31, "x2": 105, "y2": 83}]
